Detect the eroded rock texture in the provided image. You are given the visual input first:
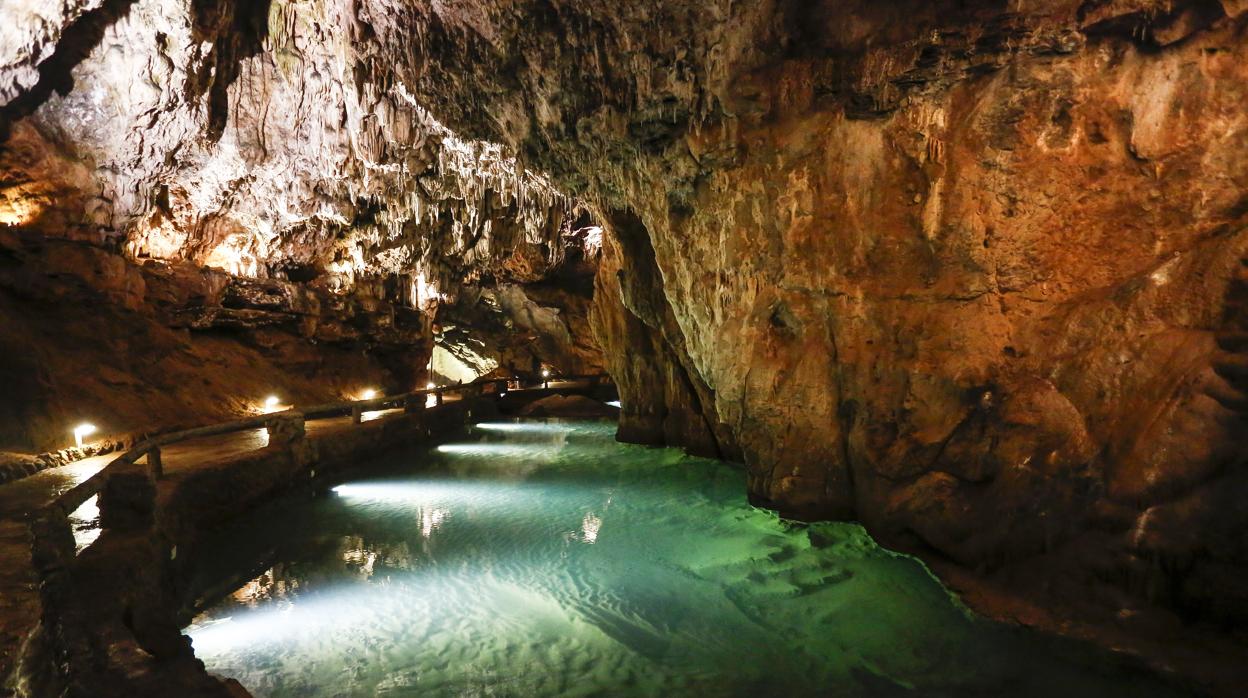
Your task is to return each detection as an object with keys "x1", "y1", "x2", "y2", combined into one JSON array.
[
  {"x1": 436, "y1": 222, "x2": 604, "y2": 382},
  {"x1": 0, "y1": 226, "x2": 434, "y2": 451},
  {"x1": 3, "y1": 0, "x2": 1248, "y2": 686},
  {"x1": 0, "y1": 0, "x2": 599, "y2": 451},
  {"x1": 400, "y1": 0, "x2": 1248, "y2": 662}
]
